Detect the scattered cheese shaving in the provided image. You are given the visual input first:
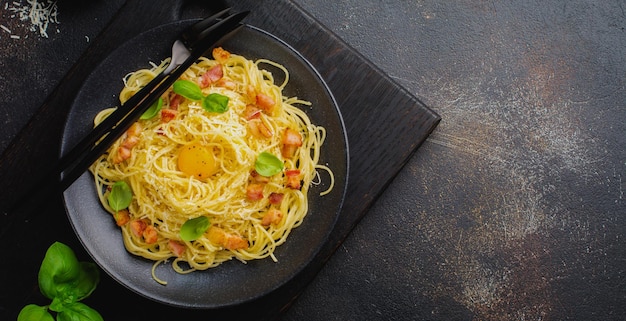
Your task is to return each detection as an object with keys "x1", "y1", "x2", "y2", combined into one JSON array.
[{"x1": 6, "y1": 0, "x2": 59, "y2": 38}]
